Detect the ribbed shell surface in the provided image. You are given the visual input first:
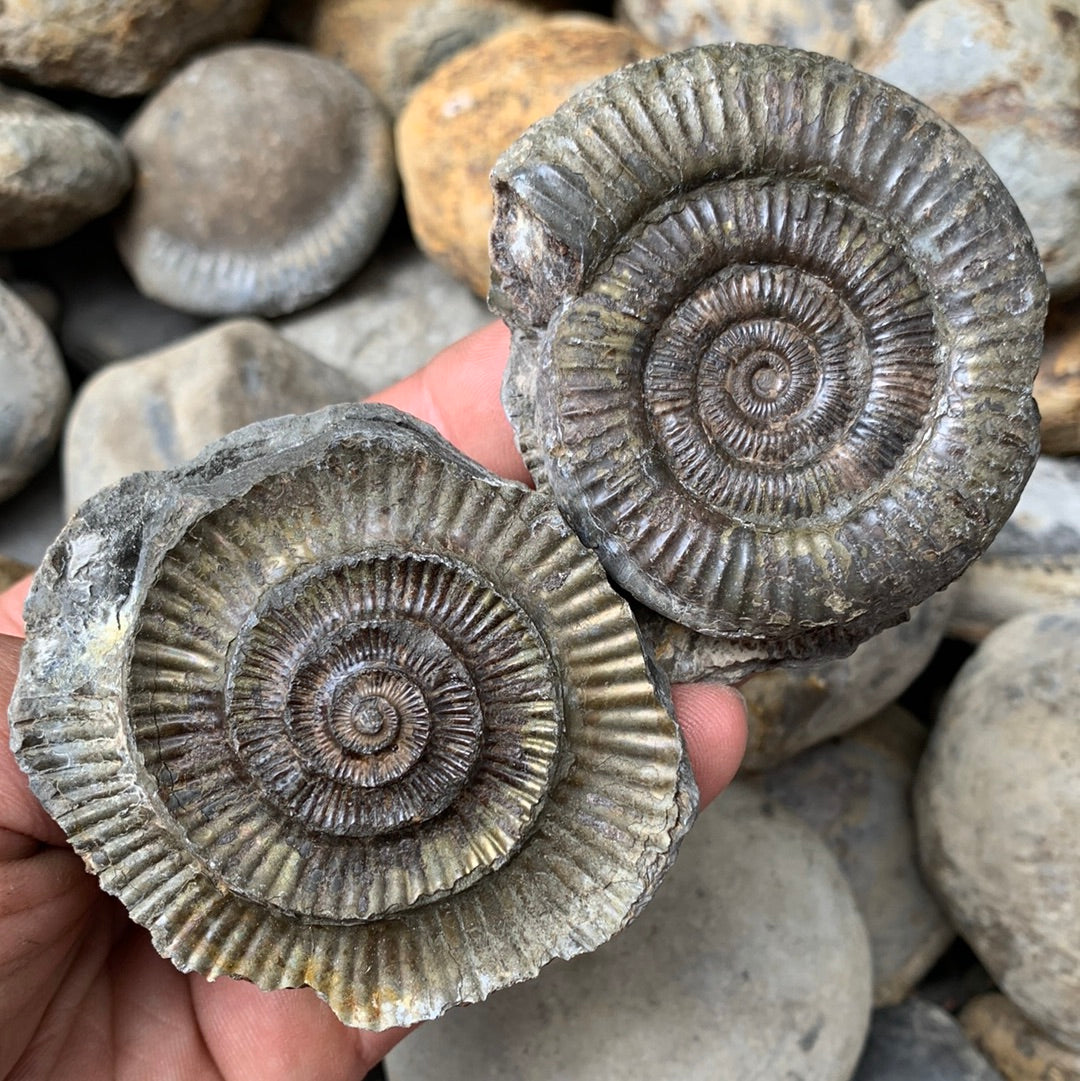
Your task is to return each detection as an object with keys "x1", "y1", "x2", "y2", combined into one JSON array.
[
  {"x1": 8, "y1": 404, "x2": 695, "y2": 1029},
  {"x1": 492, "y1": 43, "x2": 1046, "y2": 661}
]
